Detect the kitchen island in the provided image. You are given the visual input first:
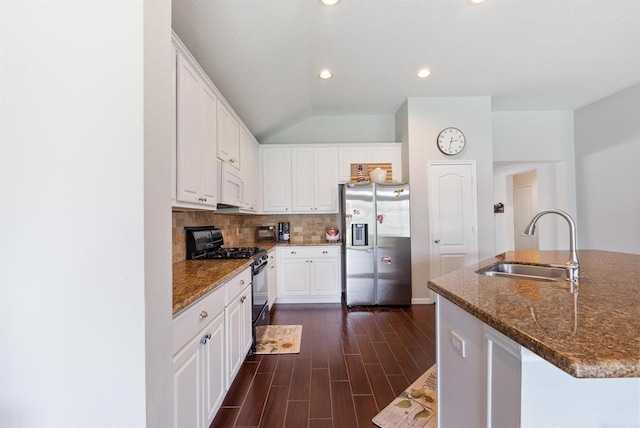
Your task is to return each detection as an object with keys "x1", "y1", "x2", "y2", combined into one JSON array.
[{"x1": 428, "y1": 250, "x2": 639, "y2": 427}]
